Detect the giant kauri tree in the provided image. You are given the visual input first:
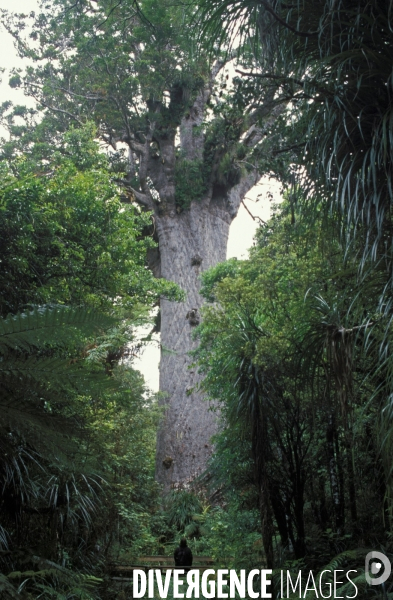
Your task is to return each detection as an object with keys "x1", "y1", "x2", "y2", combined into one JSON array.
[{"x1": 2, "y1": 0, "x2": 277, "y2": 487}]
